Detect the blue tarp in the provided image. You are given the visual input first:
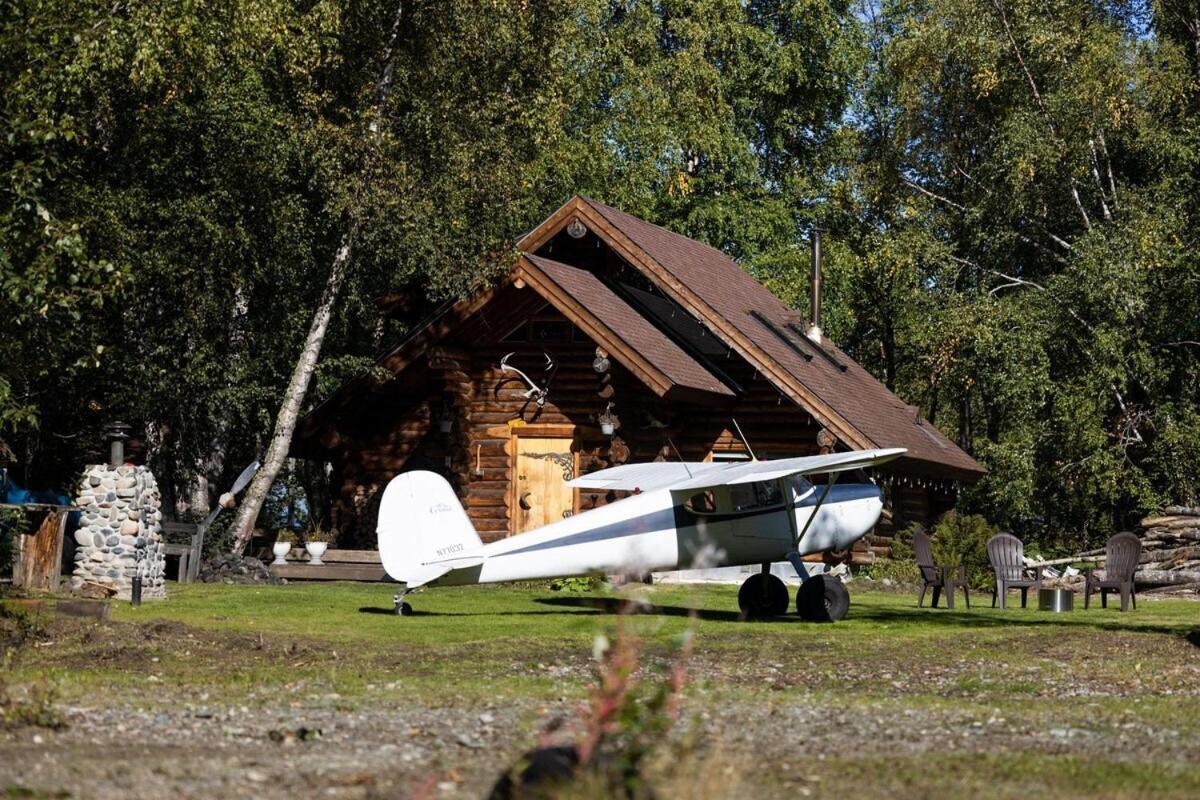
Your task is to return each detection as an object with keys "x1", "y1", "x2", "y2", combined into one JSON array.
[{"x1": 0, "y1": 469, "x2": 69, "y2": 507}]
